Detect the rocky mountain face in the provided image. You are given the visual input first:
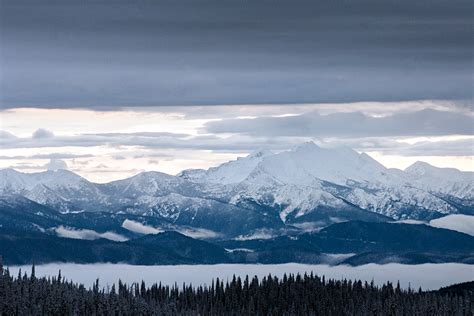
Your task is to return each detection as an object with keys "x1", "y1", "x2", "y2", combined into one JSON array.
[{"x1": 1, "y1": 142, "x2": 472, "y2": 239}]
